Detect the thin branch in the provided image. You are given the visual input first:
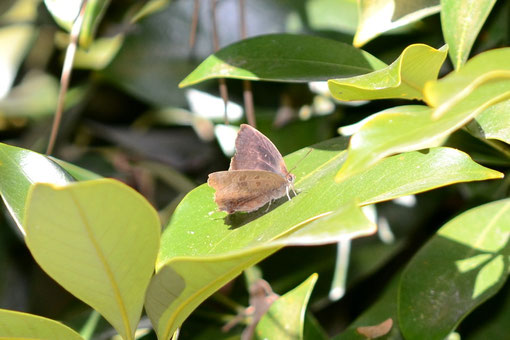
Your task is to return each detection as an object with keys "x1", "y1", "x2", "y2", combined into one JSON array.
[
  {"x1": 46, "y1": 0, "x2": 88, "y2": 155},
  {"x1": 189, "y1": 0, "x2": 200, "y2": 49},
  {"x1": 212, "y1": 0, "x2": 229, "y2": 125},
  {"x1": 239, "y1": 0, "x2": 255, "y2": 127}
]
